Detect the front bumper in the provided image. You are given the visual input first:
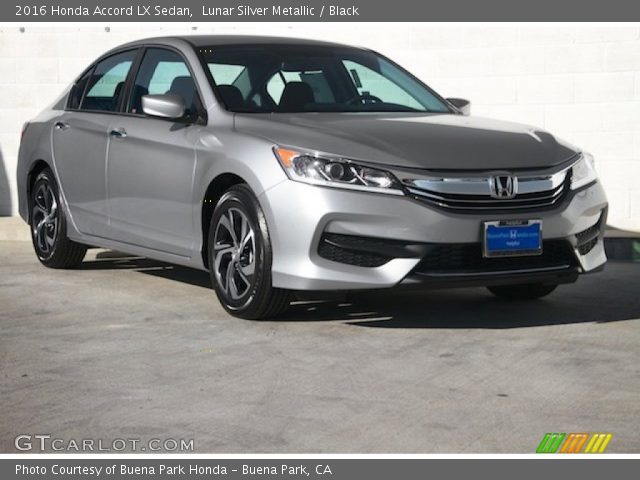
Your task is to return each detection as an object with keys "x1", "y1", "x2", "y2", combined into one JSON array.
[{"x1": 259, "y1": 179, "x2": 608, "y2": 291}]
